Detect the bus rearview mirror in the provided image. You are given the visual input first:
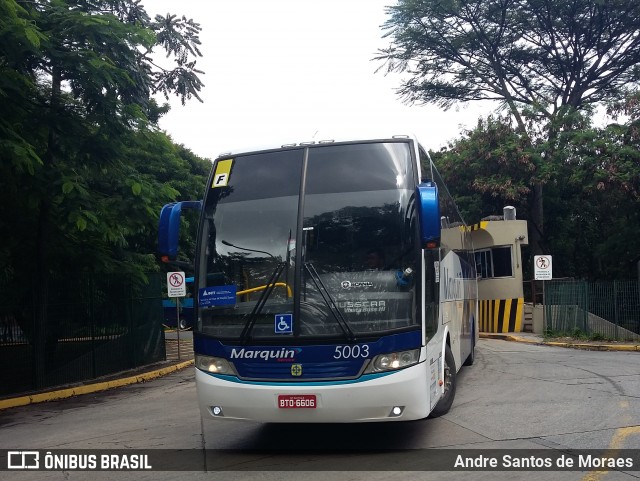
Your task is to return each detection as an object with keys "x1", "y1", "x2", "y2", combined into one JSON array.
[
  {"x1": 417, "y1": 182, "x2": 440, "y2": 249},
  {"x1": 158, "y1": 200, "x2": 202, "y2": 261}
]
